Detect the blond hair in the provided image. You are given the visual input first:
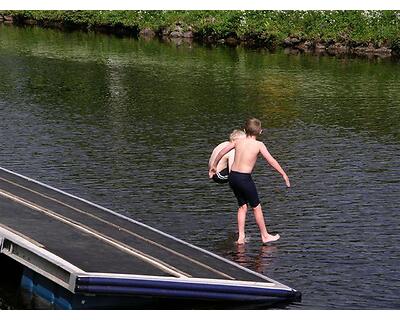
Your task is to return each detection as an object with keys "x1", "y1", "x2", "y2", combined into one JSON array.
[{"x1": 229, "y1": 129, "x2": 246, "y2": 142}]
